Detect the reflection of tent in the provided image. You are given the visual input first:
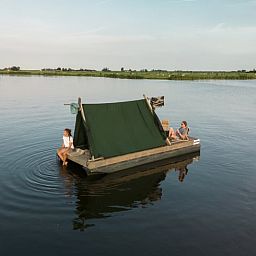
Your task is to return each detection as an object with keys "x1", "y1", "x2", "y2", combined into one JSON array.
[
  {"x1": 74, "y1": 99, "x2": 167, "y2": 158},
  {"x1": 67, "y1": 153, "x2": 200, "y2": 231}
]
